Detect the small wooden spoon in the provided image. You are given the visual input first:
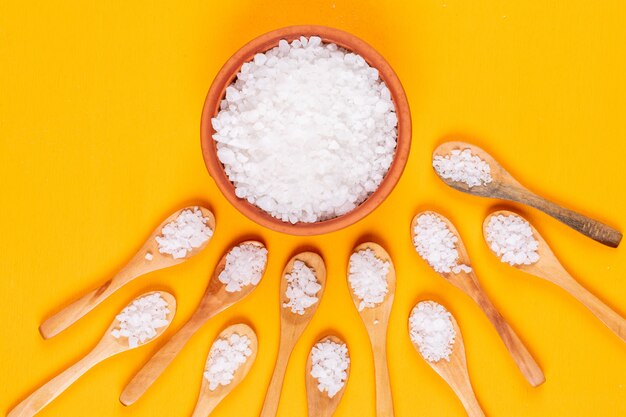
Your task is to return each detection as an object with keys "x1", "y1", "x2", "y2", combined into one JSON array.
[
  {"x1": 408, "y1": 302, "x2": 485, "y2": 417},
  {"x1": 259, "y1": 252, "x2": 326, "y2": 417},
  {"x1": 433, "y1": 141, "x2": 622, "y2": 247},
  {"x1": 120, "y1": 241, "x2": 266, "y2": 406},
  {"x1": 347, "y1": 242, "x2": 396, "y2": 417},
  {"x1": 305, "y1": 335, "x2": 350, "y2": 417},
  {"x1": 40, "y1": 206, "x2": 215, "y2": 339},
  {"x1": 8, "y1": 291, "x2": 176, "y2": 417},
  {"x1": 484, "y1": 210, "x2": 626, "y2": 343},
  {"x1": 191, "y1": 323, "x2": 258, "y2": 417},
  {"x1": 410, "y1": 212, "x2": 545, "y2": 387}
]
